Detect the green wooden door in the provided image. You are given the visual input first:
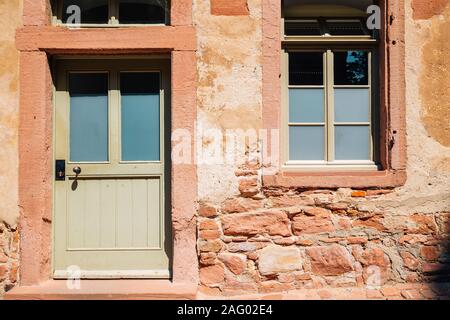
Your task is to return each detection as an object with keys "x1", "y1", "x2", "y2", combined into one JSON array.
[{"x1": 53, "y1": 59, "x2": 171, "y2": 278}]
